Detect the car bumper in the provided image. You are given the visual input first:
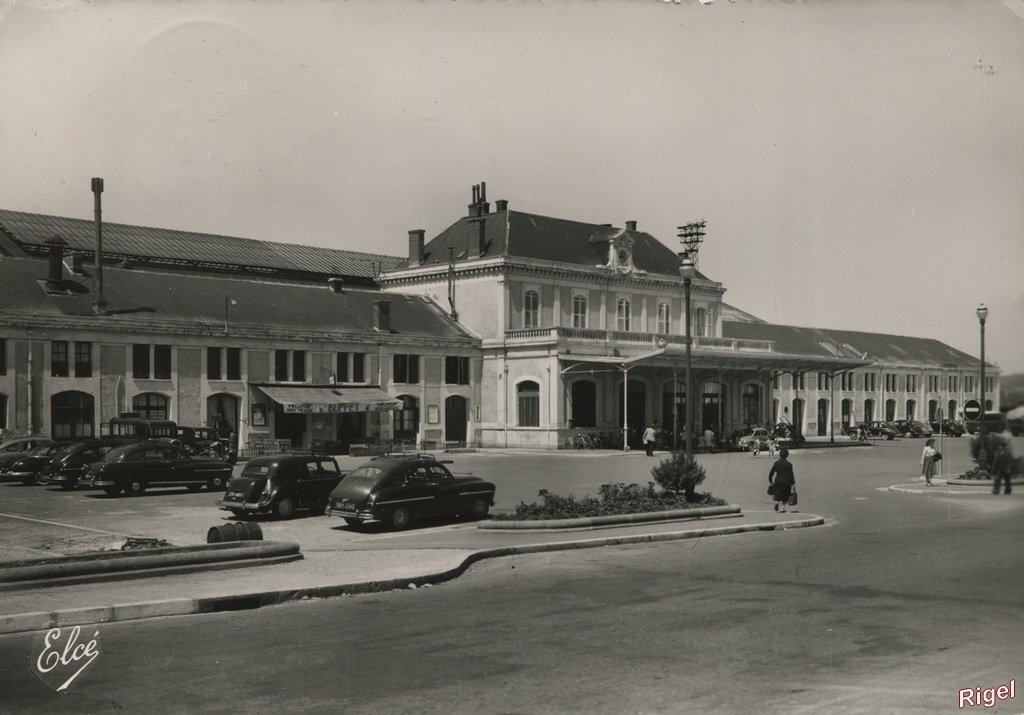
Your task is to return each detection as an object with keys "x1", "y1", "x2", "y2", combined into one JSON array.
[
  {"x1": 216, "y1": 499, "x2": 269, "y2": 514},
  {"x1": 326, "y1": 507, "x2": 376, "y2": 521},
  {"x1": 80, "y1": 476, "x2": 115, "y2": 488}
]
